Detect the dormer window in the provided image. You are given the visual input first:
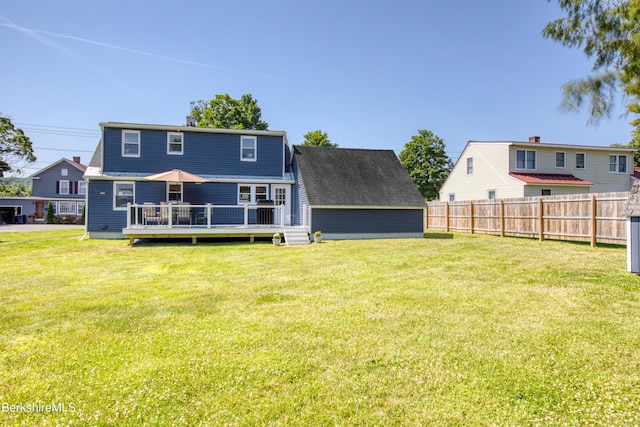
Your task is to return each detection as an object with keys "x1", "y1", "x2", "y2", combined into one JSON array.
[
  {"x1": 241, "y1": 136, "x2": 256, "y2": 161},
  {"x1": 122, "y1": 130, "x2": 140, "y2": 157}
]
